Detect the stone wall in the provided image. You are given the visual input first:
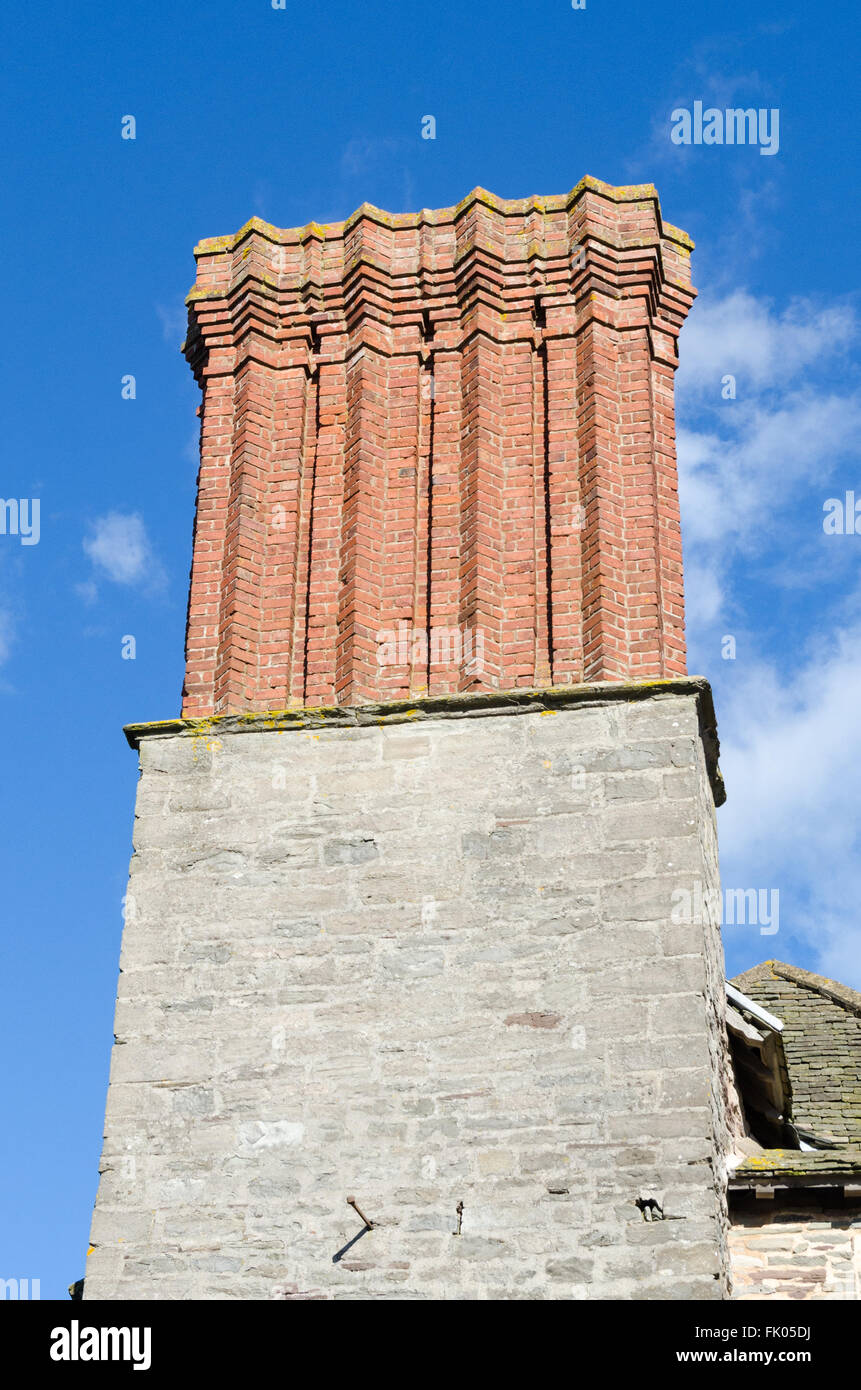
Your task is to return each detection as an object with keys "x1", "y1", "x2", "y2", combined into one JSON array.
[
  {"x1": 85, "y1": 686, "x2": 728, "y2": 1300},
  {"x1": 730, "y1": 1202, "x2": 861, "y2": 1299}
]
